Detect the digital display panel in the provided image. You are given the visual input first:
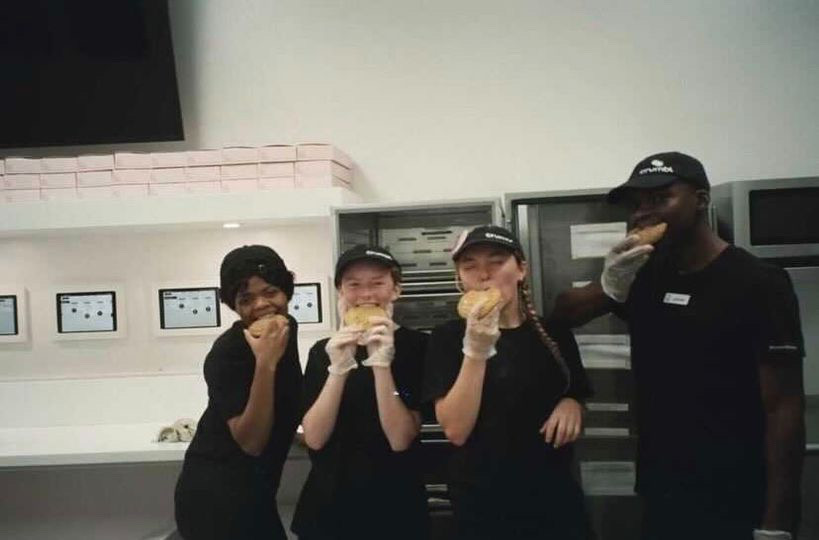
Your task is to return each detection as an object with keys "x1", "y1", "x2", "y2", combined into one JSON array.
[
  {"x1": 289, "y1": 283, "x2": 322, "y2": 324},
  {"x1": 0, "y1": 295, "x2": 18, "y2": 336},
  {"x1": 159, "y1": 287, "x2": 220, "y2": 329},
  {"x1": 57, "y1": 291, "x2": 117, "y2": 333}
]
